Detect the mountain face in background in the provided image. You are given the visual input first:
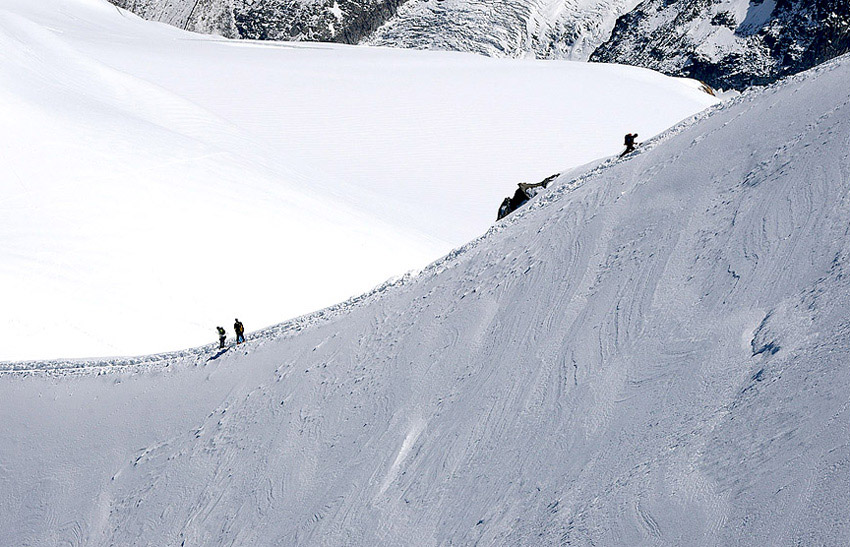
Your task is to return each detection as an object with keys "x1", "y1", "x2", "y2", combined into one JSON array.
[
  {"x1": 109, "y1": 0, "x2": 640, "y2": 54},
  {"x1": 110, "y1": 0, "x2": 405, "y2": 43},
  {"x1": 2, "y1": 1, "x2": 849, "y2": 544},
  {"x1": 108, "y1": 0, "x2": 239, "y2": 37},
  {"x1": 235, "y1": 0, "x2": 405, "y2": 42},
  {"x1": 112, "y1": 0, "x2": 850, "y2": 89},
  {"x1": 364, "y1": 0, "x2": 642, "y2": 61},
  {"x1": 3, "y1": 35, "x2": 848, "y2": 542},
  {"x1": 590, "y1": 0, "x2": 850, "y2": 89}
]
